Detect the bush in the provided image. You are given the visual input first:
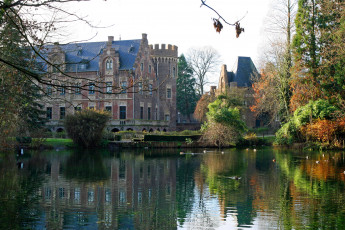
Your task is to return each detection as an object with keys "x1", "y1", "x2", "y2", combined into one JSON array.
[
  {"x1": 275, "y1": 99, "x2": 340, "y2": 145},
  {"x1": 274, "y1": 120, "x2": 300, "y2": 145},
  {"x1": 64, "y1": 109, "x2": 110, "y2": 148}
]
